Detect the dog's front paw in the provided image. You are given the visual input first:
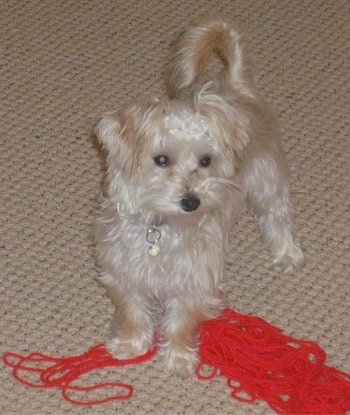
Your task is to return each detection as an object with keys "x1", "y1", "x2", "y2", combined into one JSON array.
[
  {"x1": 161, "y1": 347, "x2": 199, "y2": 377},
  {"x1": 107, "y1": 335, "x2": 153, "y2": 360},
  {"x1": 272, "y1": 243, "x2": 304, "y2": 273}
]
